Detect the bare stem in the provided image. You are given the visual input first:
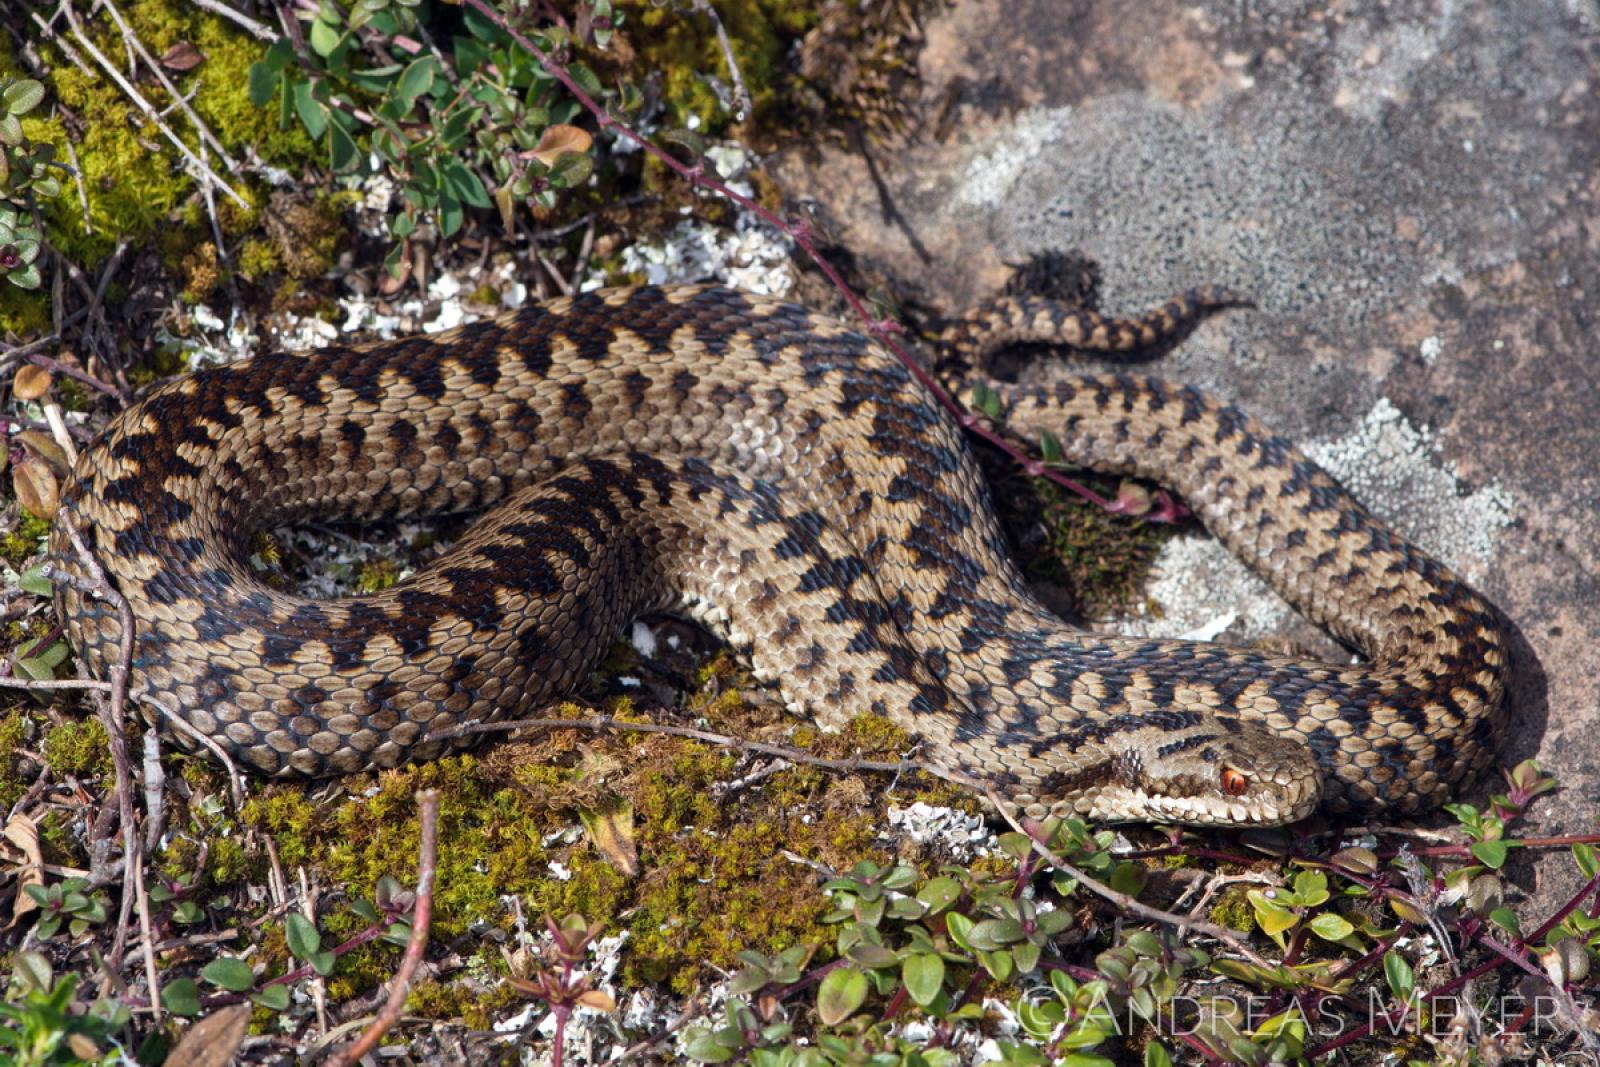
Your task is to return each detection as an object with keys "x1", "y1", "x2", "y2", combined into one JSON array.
[{"x1": 324, "y1": 790, "x2": 440, "y2": 1067}]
